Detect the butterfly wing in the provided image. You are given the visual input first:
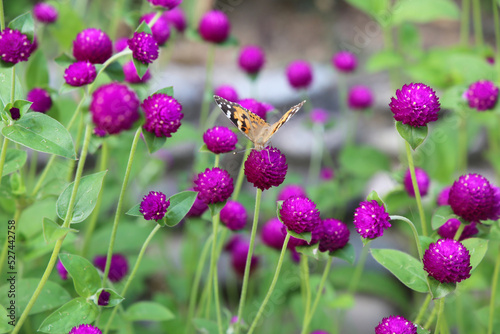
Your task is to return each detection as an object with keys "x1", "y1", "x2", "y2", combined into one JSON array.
[{"x1": 261, "y1": 100, "x2": 306, "y2": 144}]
